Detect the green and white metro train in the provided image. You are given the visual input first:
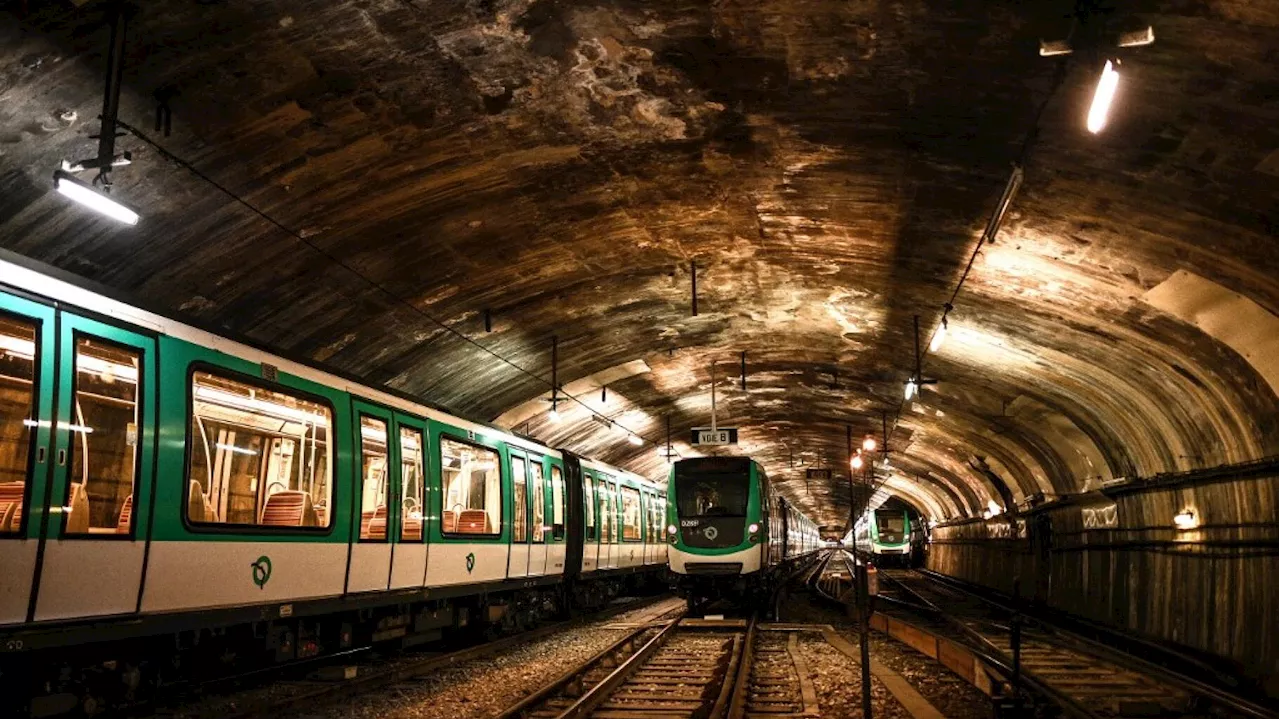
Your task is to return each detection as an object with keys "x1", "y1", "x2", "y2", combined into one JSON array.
[
  {"x1": 0, "y1": 254, "x2": 671, "y2": 712},
  {"x1": 665, "y1": 457, "x2": 821, "y2": 607}
]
